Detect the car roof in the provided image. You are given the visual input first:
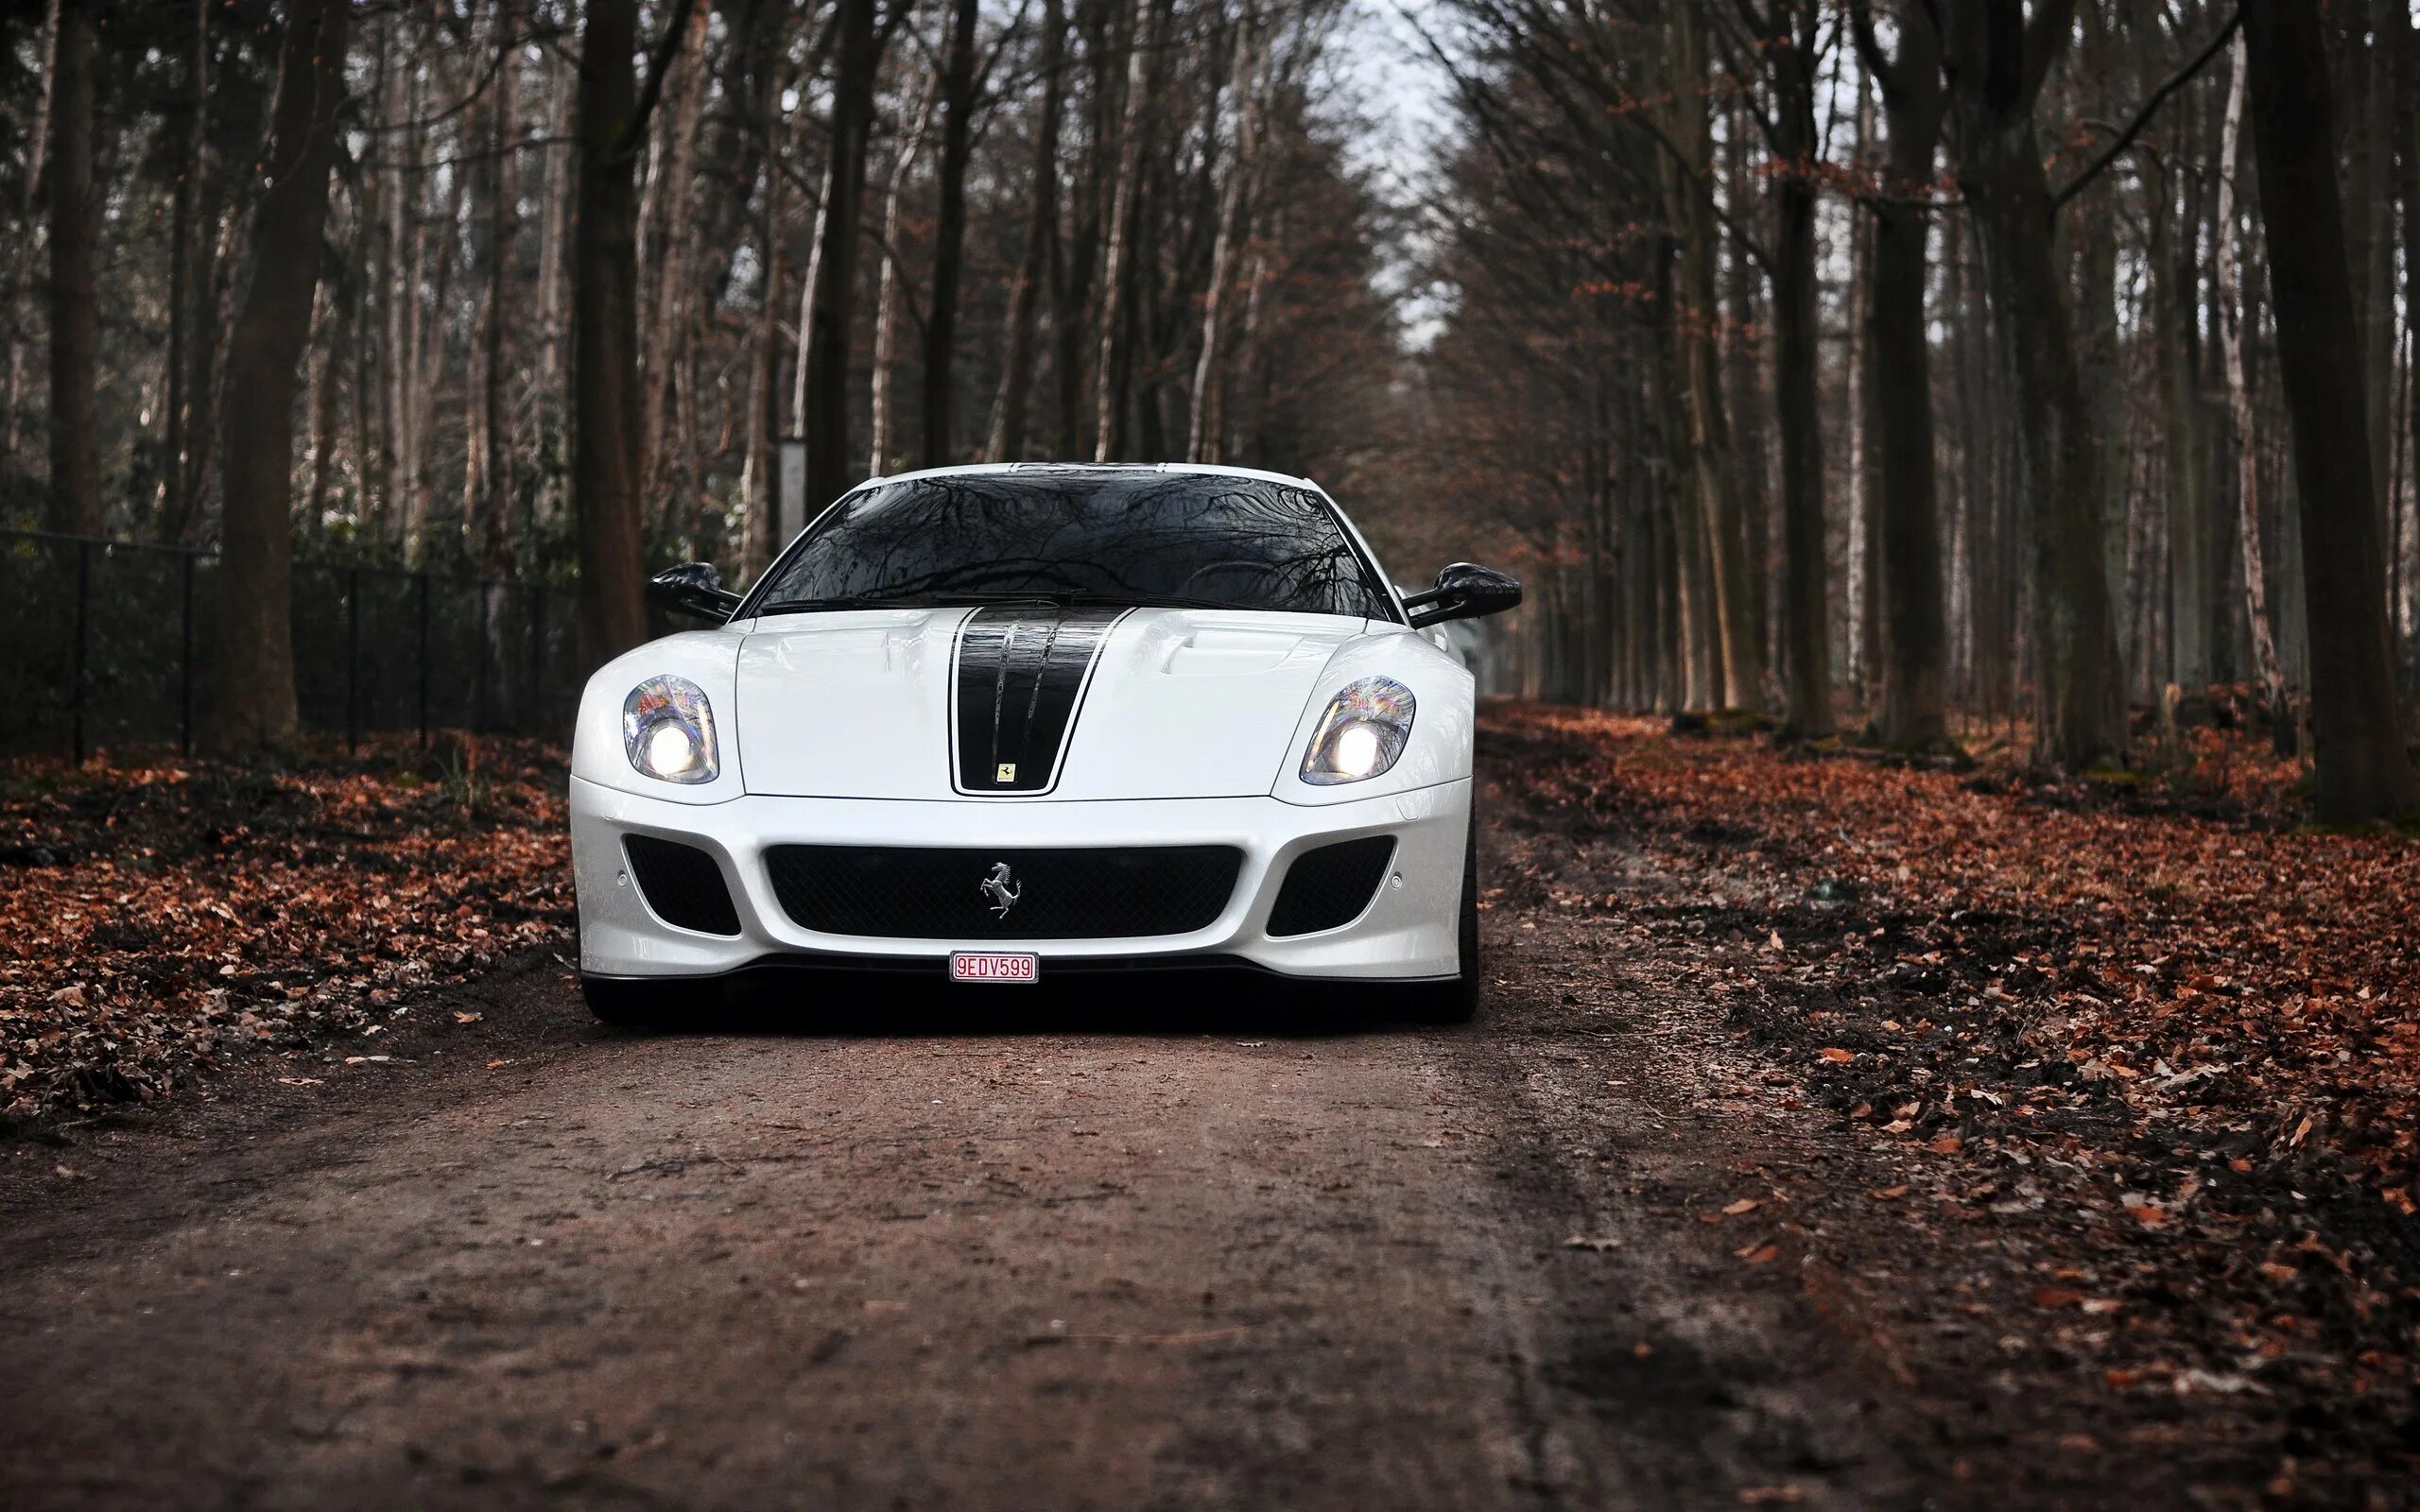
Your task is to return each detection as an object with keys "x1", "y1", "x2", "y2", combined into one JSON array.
[{"x1": 856, "y1": 461, "x2": 1327, "y2": 494}]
